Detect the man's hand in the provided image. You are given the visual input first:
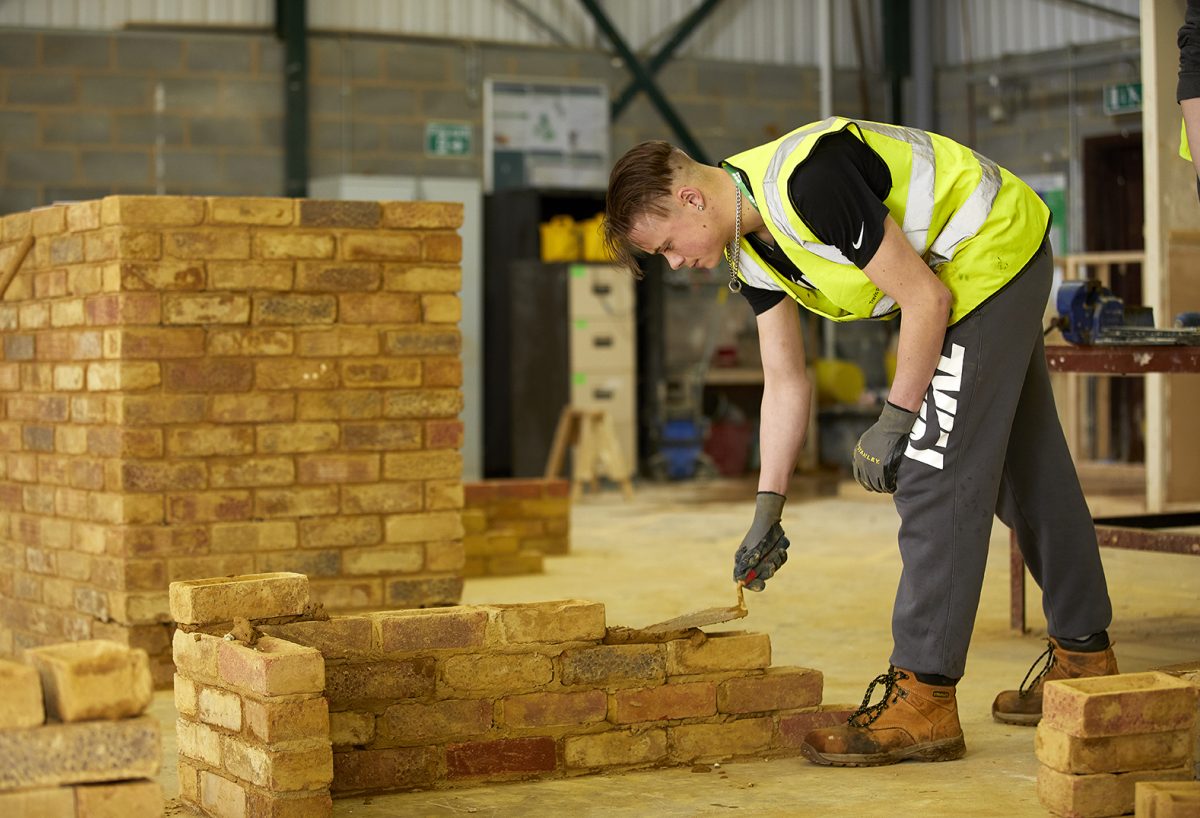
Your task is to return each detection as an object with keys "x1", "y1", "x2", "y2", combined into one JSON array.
[
  {"x1": 733, "y1": 492, "x2": 790, "y2": 591},
  {"x1": 852, "y1": 402, "x2": 918, "y2": 493}
]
